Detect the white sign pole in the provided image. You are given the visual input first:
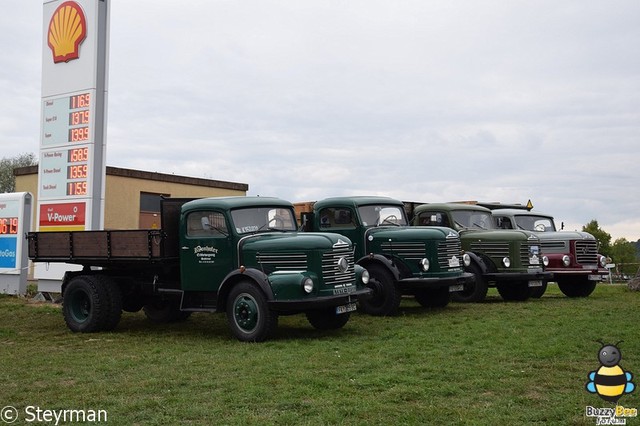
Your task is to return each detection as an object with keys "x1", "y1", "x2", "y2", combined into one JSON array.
[{"x1": 36, "y1": 0, "x2": 109, "y2": 292}]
